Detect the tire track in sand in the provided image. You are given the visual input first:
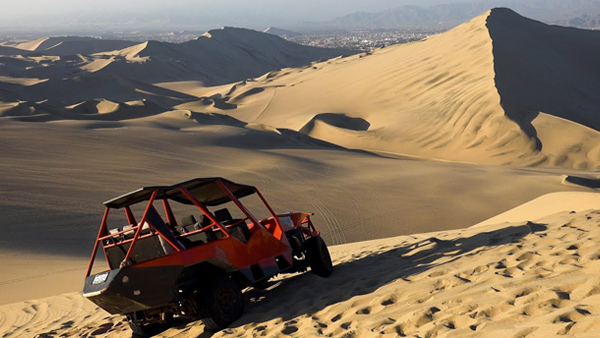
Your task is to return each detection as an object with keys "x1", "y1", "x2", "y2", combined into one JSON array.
[{"x1": 277, "y1": 165, "x2": 347, "y2": 245}]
